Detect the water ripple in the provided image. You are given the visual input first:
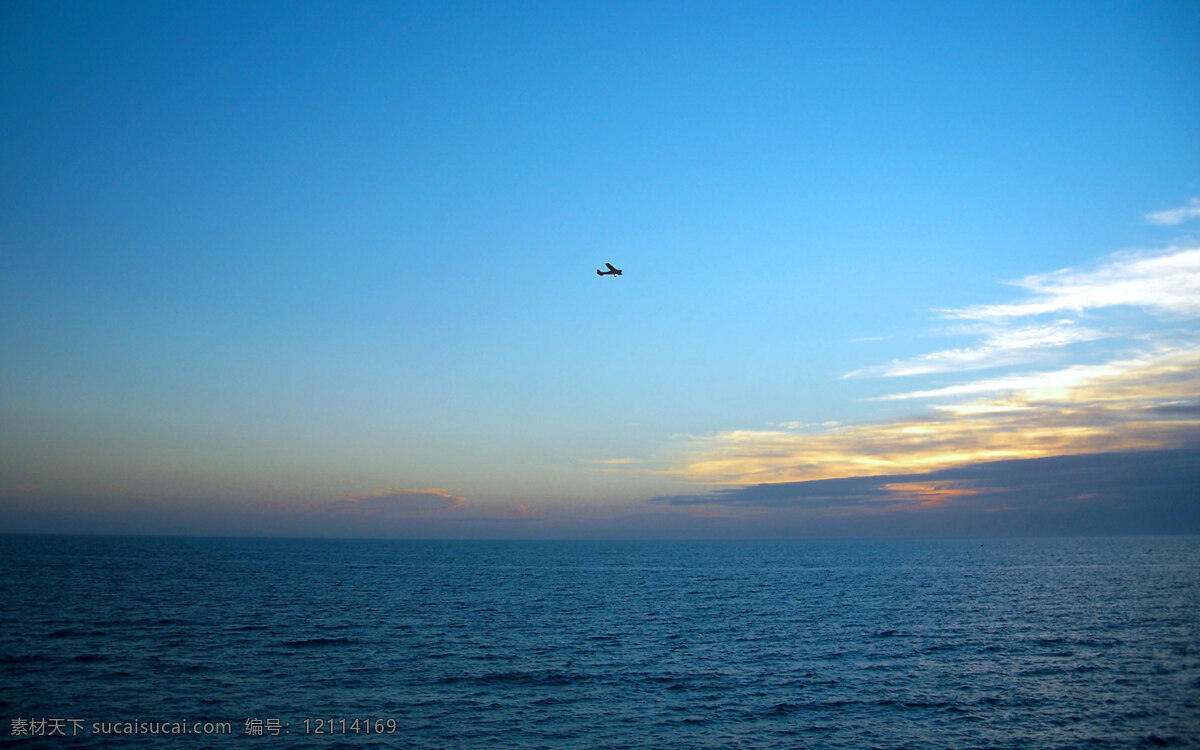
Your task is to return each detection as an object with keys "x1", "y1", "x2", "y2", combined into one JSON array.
[{"x1": 1, "y1": 535, "x2": 1198, "y2": 748}]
